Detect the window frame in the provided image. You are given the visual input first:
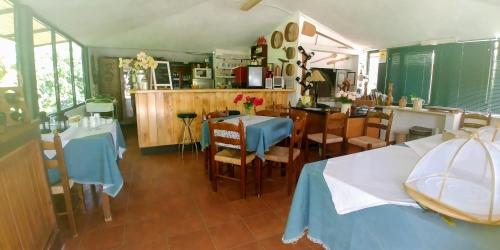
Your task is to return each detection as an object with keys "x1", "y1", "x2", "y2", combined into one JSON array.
[{"x1": 32, "y1": 14, "x2": 88, "y2": 115}]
